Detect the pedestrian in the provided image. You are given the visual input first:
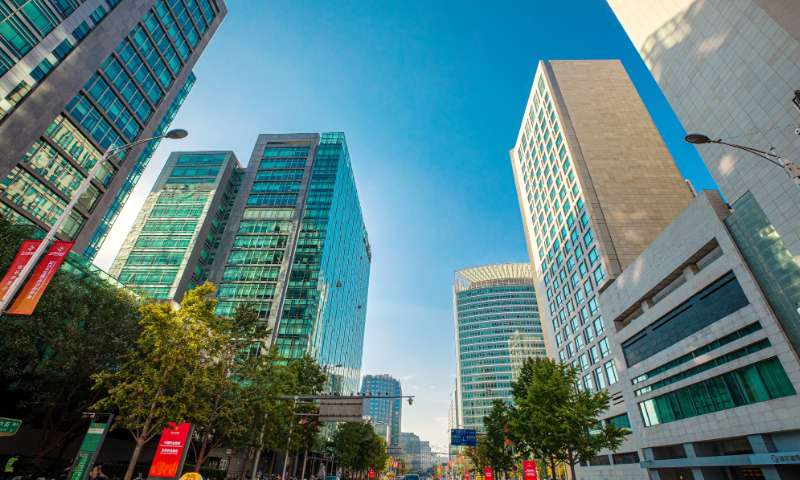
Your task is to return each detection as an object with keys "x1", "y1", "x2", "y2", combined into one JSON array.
[
  {"x1": 89, "y1": 463, "x2": 107, "y2": 480},
  {"x1": 4, "y1": 453, "x2": 20, "y2": 480},
  {"x1": 60, "y1": 458, "x2": 74, "y2": 479}
]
